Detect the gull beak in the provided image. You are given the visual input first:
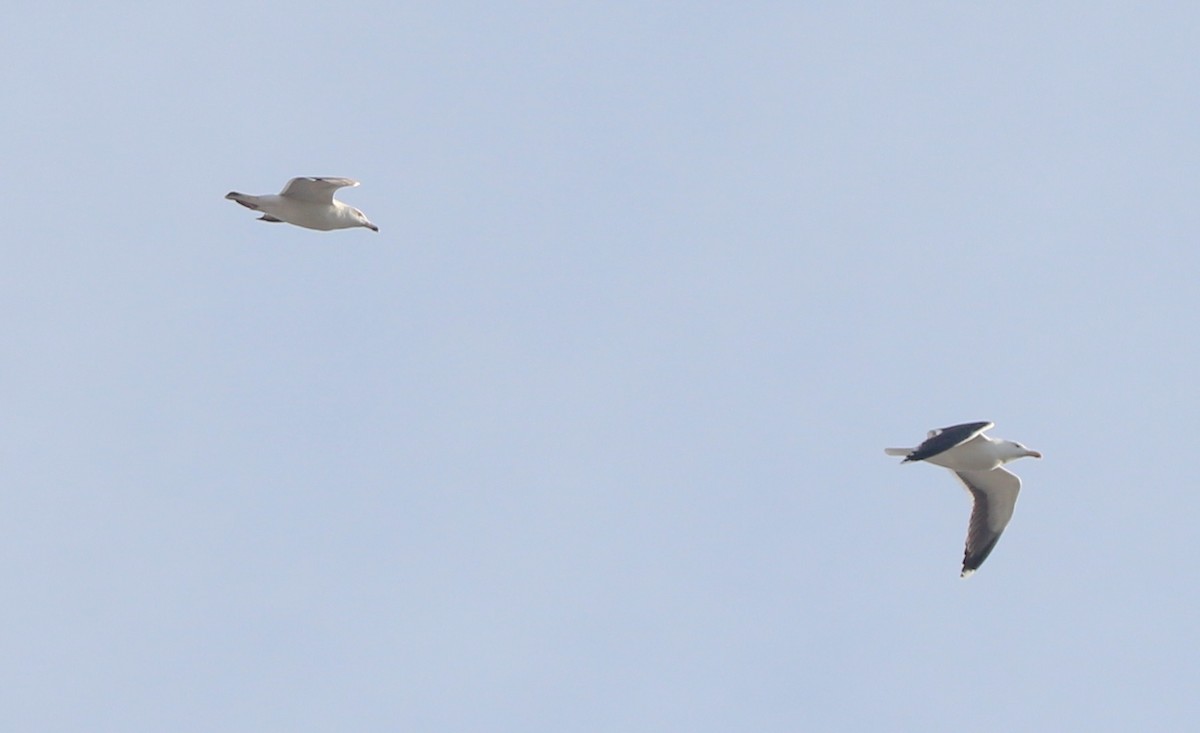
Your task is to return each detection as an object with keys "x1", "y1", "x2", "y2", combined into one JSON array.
[
  {"x1": 366, "y1": 223, "x2": 379, "y2": 232},
  {"x1": 1028, "y1": 450, "x2": 1043, "y2": 458}
]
